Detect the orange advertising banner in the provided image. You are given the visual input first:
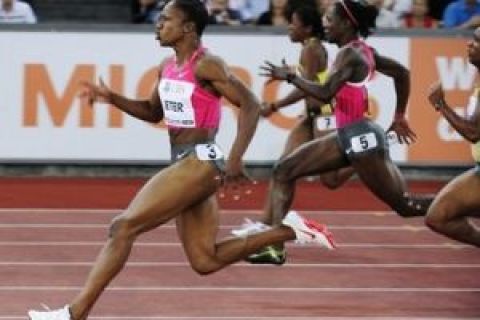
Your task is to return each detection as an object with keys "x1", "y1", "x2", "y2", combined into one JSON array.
[
  {"x1": 409, "y1": 37, "x2": 476, "y2": 165},
  {"x1": 0, "y1": 30, "x2": 478, "y2": 164}
]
